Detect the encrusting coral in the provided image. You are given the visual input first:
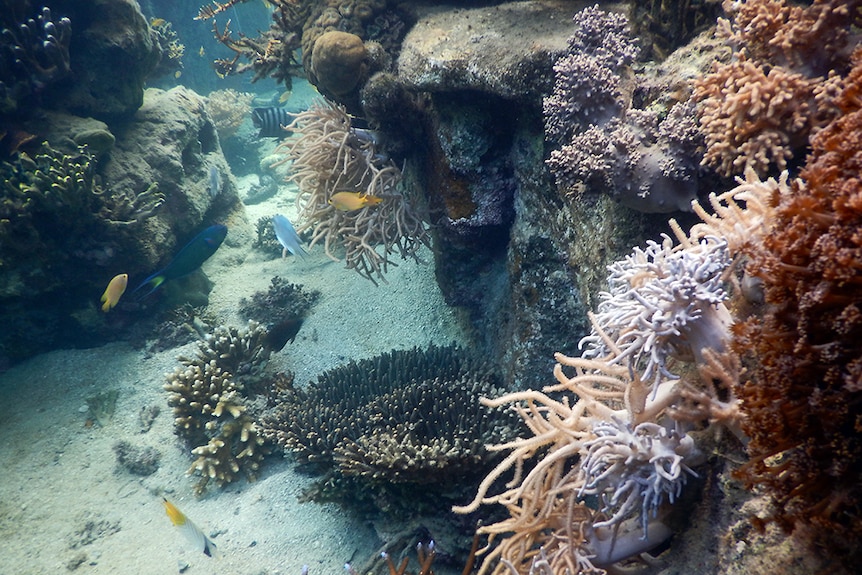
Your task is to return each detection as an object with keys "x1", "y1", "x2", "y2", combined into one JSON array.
[
  {"x1": 259, "y1": 345, "x2": 521, "y2": 516},
  {"x1": 693, "y1": 0, "x2": 861, "y2": 177},
  {"x1": 275, "y1": 98, "x2": 430, "y2": 284},
  {"x1": 164, "y1": 321, "x2": 272, "y2": 494}
]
